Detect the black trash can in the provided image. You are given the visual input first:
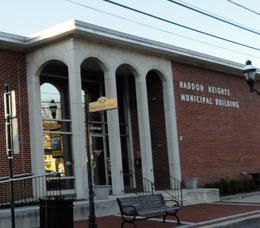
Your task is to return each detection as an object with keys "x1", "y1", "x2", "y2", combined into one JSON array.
[{"x1": 39, "y1": 196, "x2": 73, "y2": 228}]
